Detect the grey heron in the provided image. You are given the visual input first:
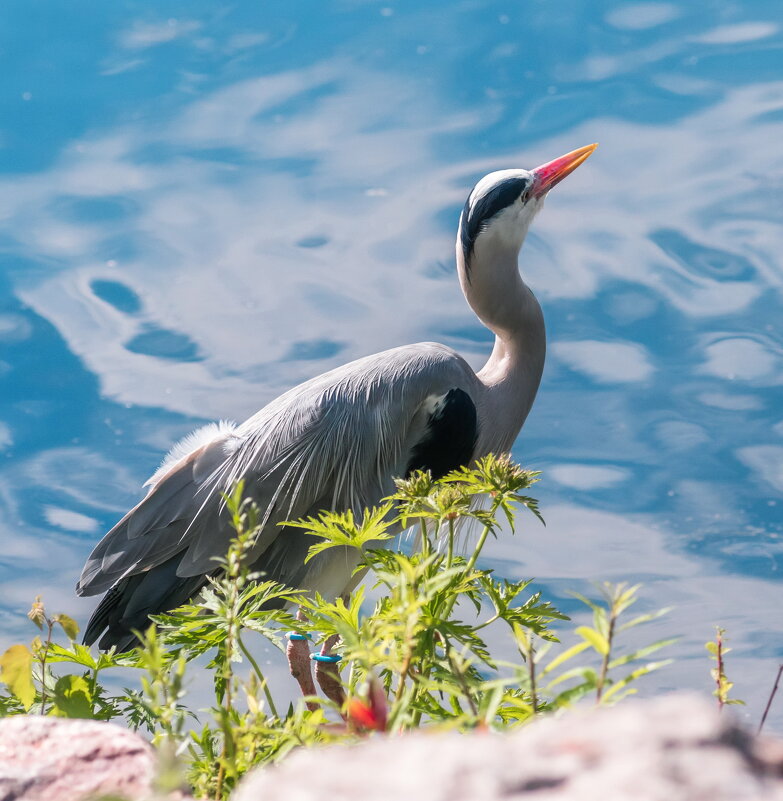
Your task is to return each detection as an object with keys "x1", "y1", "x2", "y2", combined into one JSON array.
[{"x1": 77, "y1": 143, "x2": 597, "y2": 697}]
